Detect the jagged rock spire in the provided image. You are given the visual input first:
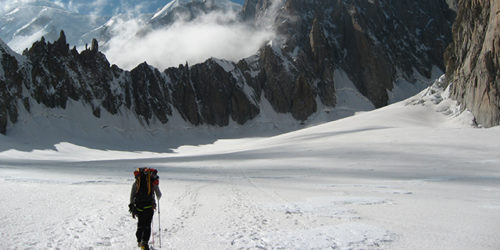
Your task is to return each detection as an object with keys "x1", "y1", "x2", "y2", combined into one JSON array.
[
  {"x1": 58, "y1": 30, "x2": 66, "y2": 44},
  {"x1": 91, "y1": 39, "x2": 99, "y2": 52},
  {"x1": 53, "y1": 30, "x2": 69, "y2": 55}
]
